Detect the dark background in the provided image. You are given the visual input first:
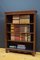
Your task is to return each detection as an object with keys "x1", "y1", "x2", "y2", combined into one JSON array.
[{"x1": 0, "y1": 0, "x2": 40, "y2": 52}]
